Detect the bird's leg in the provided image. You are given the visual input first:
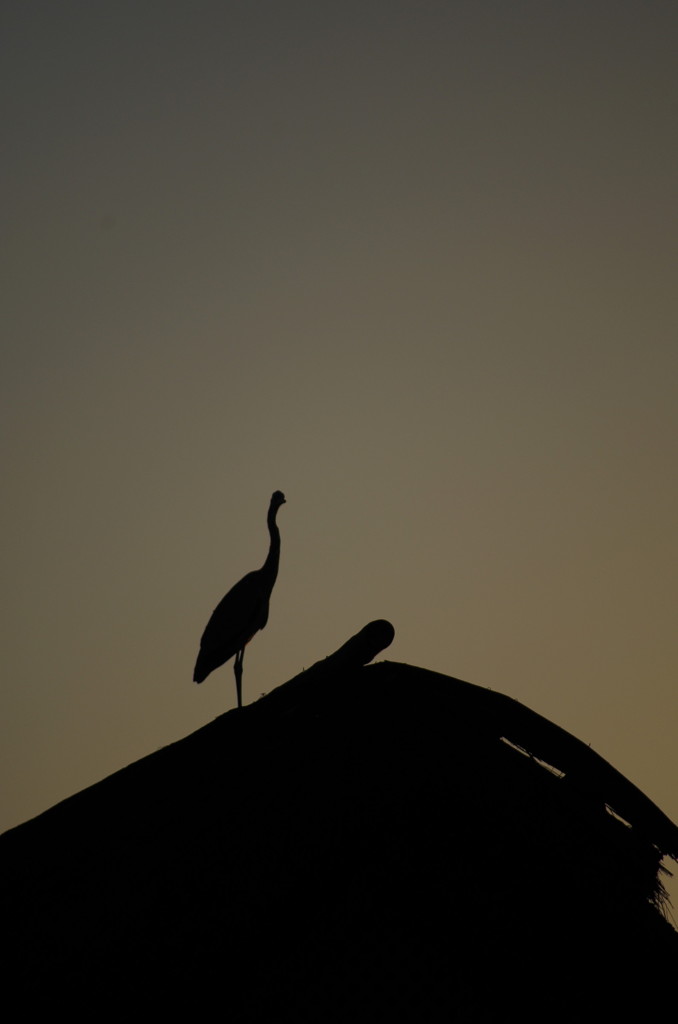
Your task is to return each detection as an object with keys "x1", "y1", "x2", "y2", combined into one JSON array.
[{"x1": 234, "y1": 648, "x2": 244, "y2": 709}]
